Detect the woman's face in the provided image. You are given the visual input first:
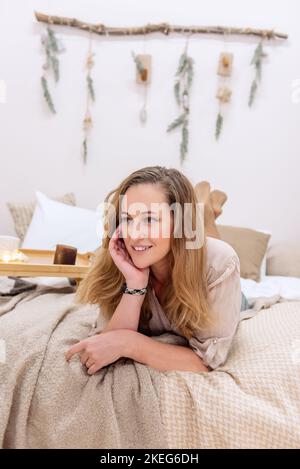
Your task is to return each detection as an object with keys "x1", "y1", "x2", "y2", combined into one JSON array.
[{"x1": 120, "y1": 183, "x2": 173, "y2": 269}]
